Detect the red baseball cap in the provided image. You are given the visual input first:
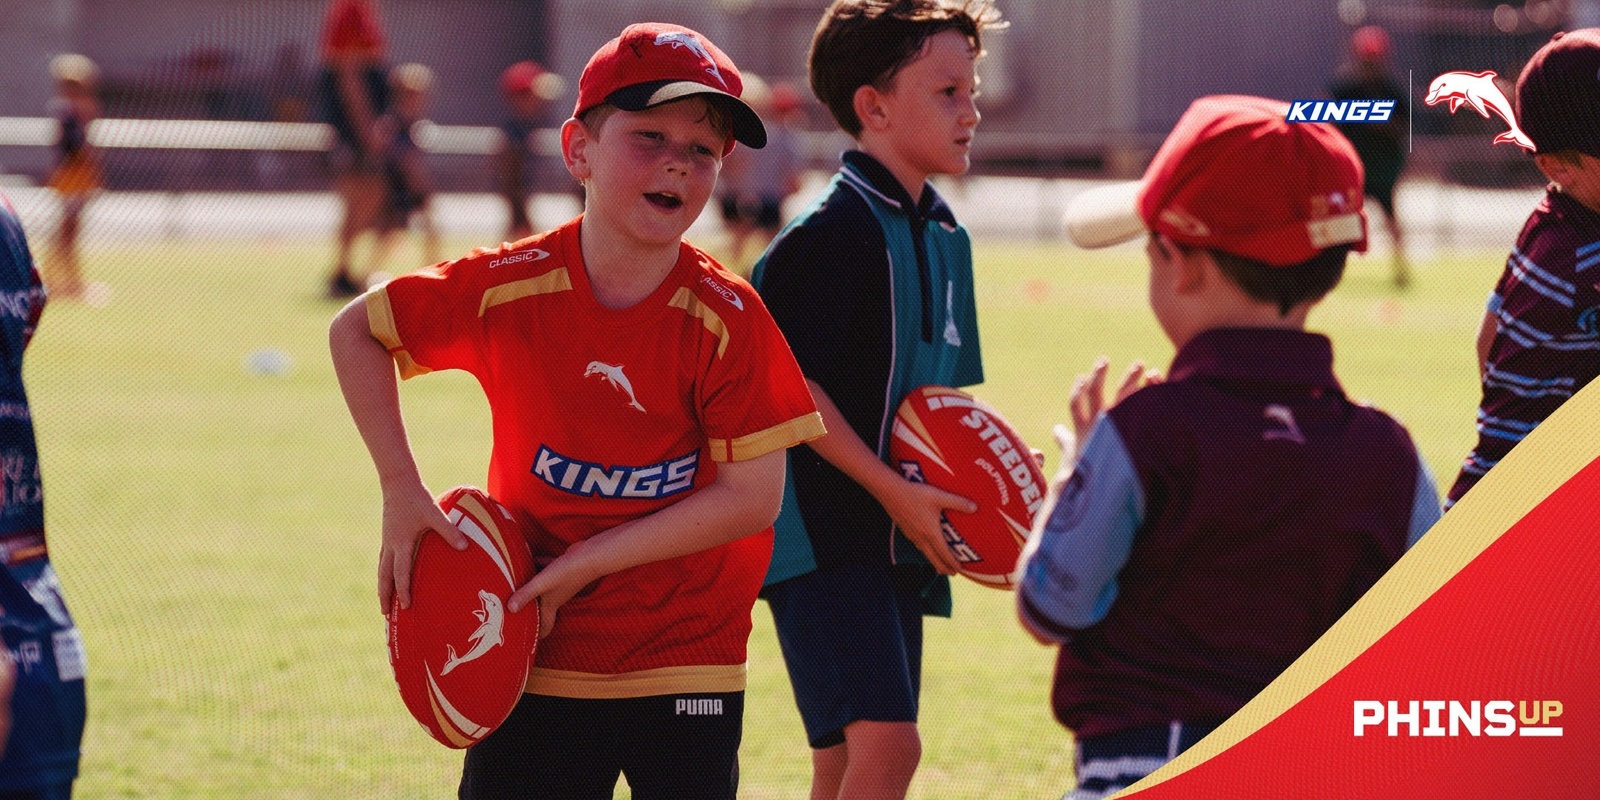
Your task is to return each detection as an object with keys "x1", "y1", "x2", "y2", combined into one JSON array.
[
  {"x1": 1352, "y1": 25, "x2": 1392, "y2": 62},
  {"x1": 501, "y1": 60, "x2": 566, "y2": 101},
  {"x1": 1063, "y1": 95, "x2": 1368, "y2": 267},
  {"x1": 574, "y1": 22, "x2": 766, "y2": 150}
]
